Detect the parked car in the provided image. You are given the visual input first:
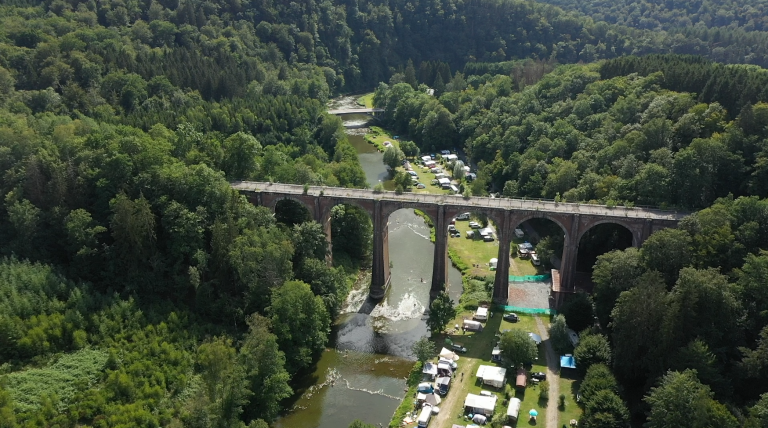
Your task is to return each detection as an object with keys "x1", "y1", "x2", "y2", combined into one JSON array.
[
  {"x1": 450, "y1": 344, "x2": 467, "y2": 353},
  {"x1": 503, "y1": 313, "x2": 519, "y2": 322},
  {"x1": 416, "y1": 183, "x2": 426, "y2": 189},
  {"x1": 456, "y1": 212, "x2": 470, "y2": 220},
  {"x1": 483, "y1": 235, "x2": 494, "y2": 242},
  {"x1": 531, "y1": 253, "x2": 541, "y2": 265},
  {"x1": 469, "y1": 221, "x2": 481, "y2": 229},
  {"x1": 449, "y1": 218, "x2": 456, "y2": 225},
  {"x1": 531, "y1": 372, "x2": 547, "y2": 381},
  {"x1": 448, "y1": 225, "x2": 457, "y2": 233}
]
